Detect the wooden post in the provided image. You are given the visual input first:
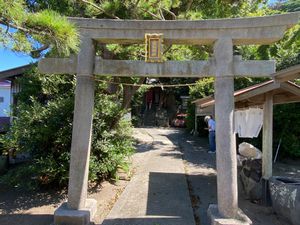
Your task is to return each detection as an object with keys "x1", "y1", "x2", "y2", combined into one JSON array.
[
  {"x1": 194, "y1": 106, "x2": 198, "y2": 136},
  {"x1": 262, "y1": 93, "x2": 273, "y2": 179}
]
